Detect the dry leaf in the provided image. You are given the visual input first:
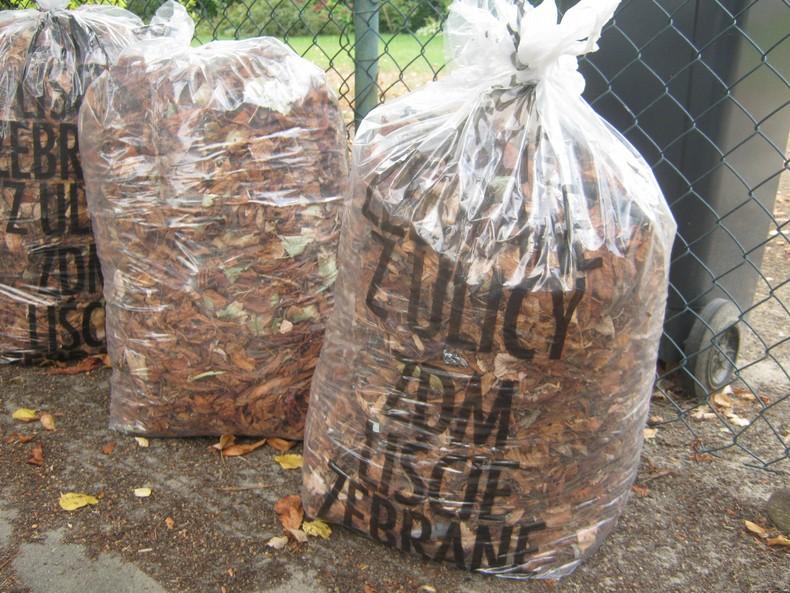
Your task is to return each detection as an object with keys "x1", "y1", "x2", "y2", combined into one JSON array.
[
  {"x1": 691, "y1": 407, "x2": 717, "y2": 421},
  {"x1": 726, "y1": 412, "x2": 750, "y2": 427},
  {"x1": 732, "y1": 387, "x2": 755, "y2": 401},
  {"x1": 267, "y1": 438, "x2": 295, "y2": 453},
  {"x1": 417, "y1": 587, "x2": 437, "y2": 593},
  {"x1": 211, "y1": 434, "x2": 236, "y2": 451},
  {"x1": 6, "y1": 433, "x2": 35, "y2": 444},
  {"x1": 27, "y1": 442, "x2": 44, "y2": 466},
  {"x1": 643, "y1": 428, "x2": 658, "y2": 440},
  {"x1": 302, "y1": 519, "x2": 331, "y2": 539},
  {"x1": 266, "y1": 535, "x2": 289, "y2": 550},
  {"x1": 39, "y1": 413, "x2": 56, "y2": 431},
  {"x1": 744, "y1": 520, "x2": 768, "y2": 538},
  {"x1": 46, "y1": 356, "x2": 102, "y2": 375},
  {"x1": 274, "y1": 454, "x2": 303, "y2": 469},
  {"x1": 221, "y1": 439, "x2": 266, "y2": 458},
  {"x1": 165, "y1": 517, "x2": 175, "y2": 530},
  {"x1": 765, "y1": 535, "x2": 790, "y2": 547},
  {"x1": 712, "y1": 390, "x2": 734, "y2": 409},
  {"x1": 101, "y1": 441, "x2": 116, "y2": 455},
  {"x1": 134, "y1": 487, "x2": 152, "y2": 498},
  {"x1": 631, "y1": 484, "x2": 649, "y2": 497},
  {"x1": 12, "y1": 408, "x2": 39, "y2": 422},
  {"x1": 363, "y1": 585, "x2": 377, "y2": 593},
  {"x1": 287, "y1": 528, "x2": 308, "y2": 543},
  {"x1": 134, "y1": 437, "x2": 150, "y2": 448},
  {"x1": 59, "y1": 492, "x2": 99, "y2": 511},
  {"x1": 274, "y1": 495, "x2": 304, "y2": 531}
]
